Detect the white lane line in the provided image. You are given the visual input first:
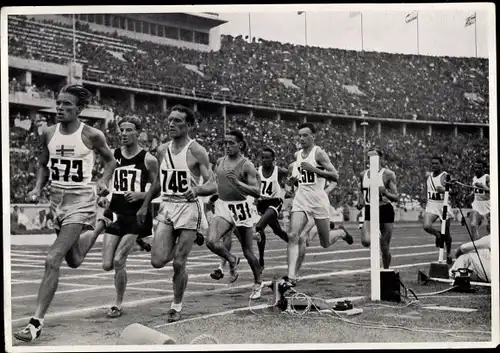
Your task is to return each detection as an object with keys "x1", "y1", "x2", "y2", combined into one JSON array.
[
  {"x1": 10, "y1": 261, "x2": 431, "y2": 323},
  {"x1": 185, "y1": 243, "x2": 438, "y2": 260},
  {"x1": 9, "y1": 247, "x2": 435, "y2": 285},
  {"x1": 127, "y1": 287, "x2": 173, "y2": 293},
  {"x1": 187, "y1": 281, "x2": 230, "y2": 287}
]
